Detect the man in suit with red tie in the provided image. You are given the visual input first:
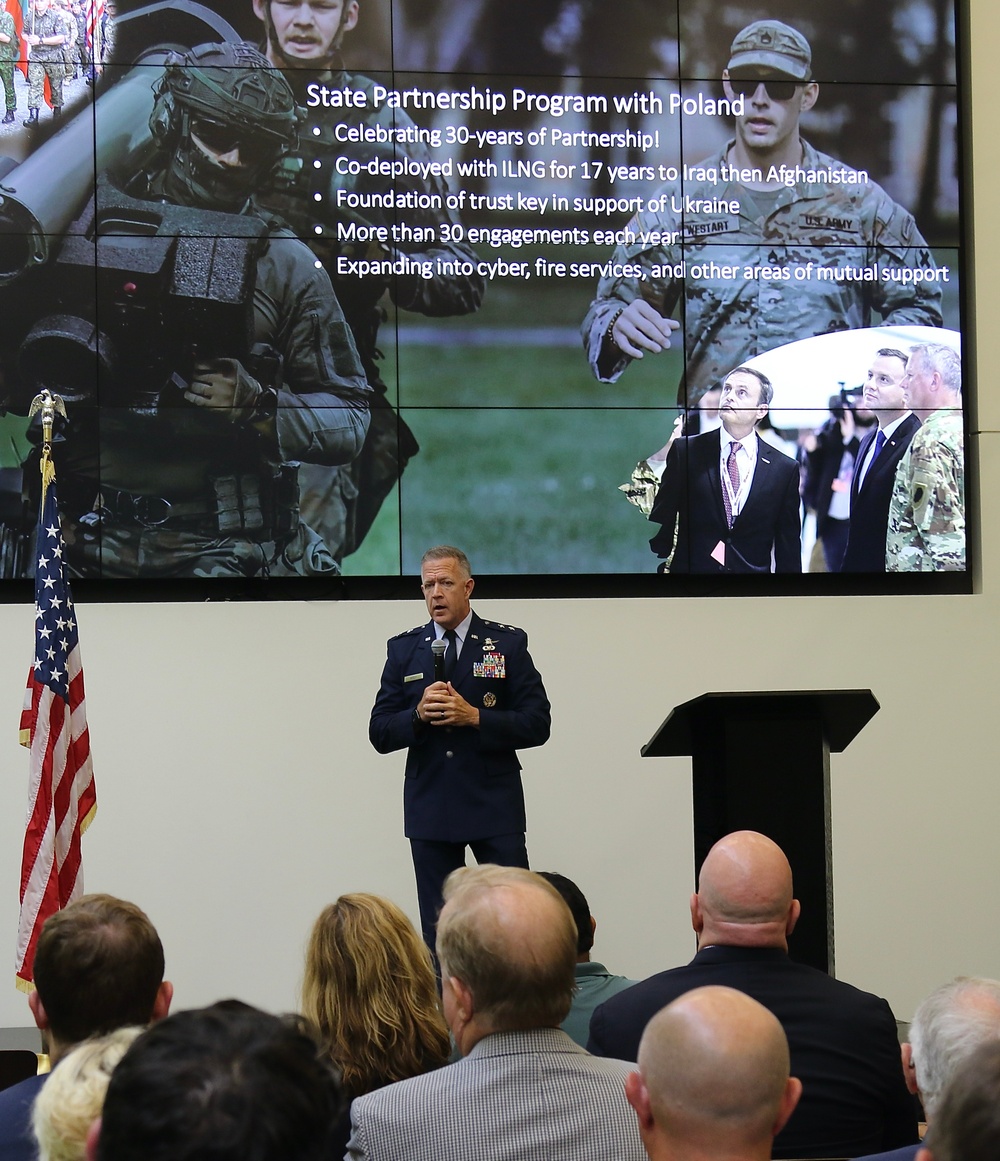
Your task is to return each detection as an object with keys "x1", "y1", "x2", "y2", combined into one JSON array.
[
  {"x1": 369, "y1": 546, "x2": 551, "y2": 948},
  {"x1": 842, "y1": 348, "x2": 921, "y2": 572},
  {"x1": 649, "y1": 367, "x2": 801, "y2": 573}
]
